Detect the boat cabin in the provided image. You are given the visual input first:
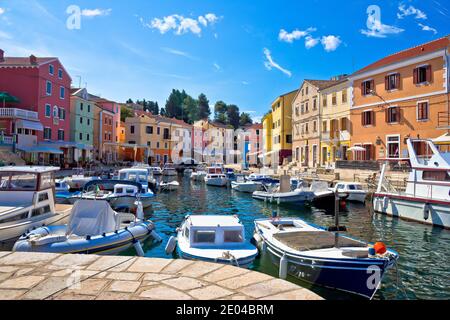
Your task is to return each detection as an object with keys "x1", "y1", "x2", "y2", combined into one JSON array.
[
  {"x1": 118, "y1": 169, "x2": 149, "y2": 192},
  {"x1": 181, "y1": 215, "x2": 246, "y2": 248},
  {"x1": 334, "y1": 182, "x2": 365, "y2": 192},
  {"x1": 0, "y1": 166, "x2": 59, "y2": 224},
  {"x1": 114, "y1": 184, "x2": 139, "y2": 197}
]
